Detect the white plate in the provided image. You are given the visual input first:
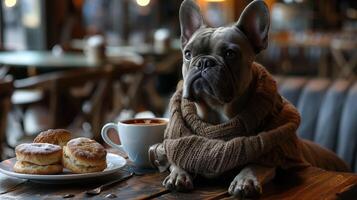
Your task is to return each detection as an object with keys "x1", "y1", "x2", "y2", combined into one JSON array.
[{"x1": 0, "y1": 153, "x2": 126, "y2": 183}]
